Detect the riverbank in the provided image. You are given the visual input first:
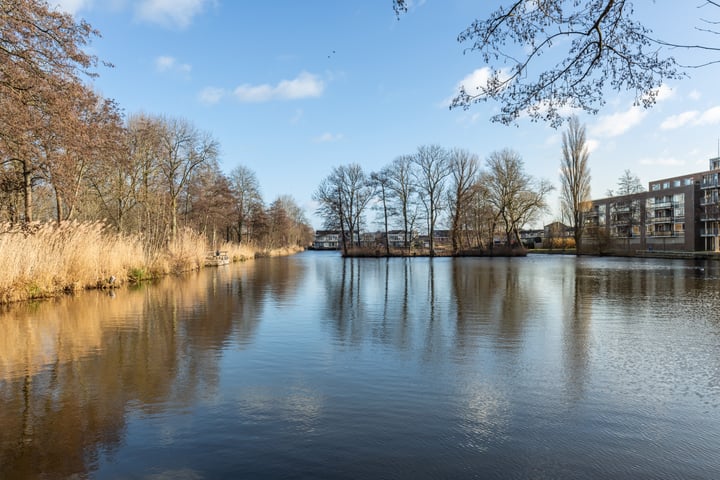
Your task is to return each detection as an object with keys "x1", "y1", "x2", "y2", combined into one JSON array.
[{"x1": 0, "y1": 221, "x2": 304, "y2": 305}]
